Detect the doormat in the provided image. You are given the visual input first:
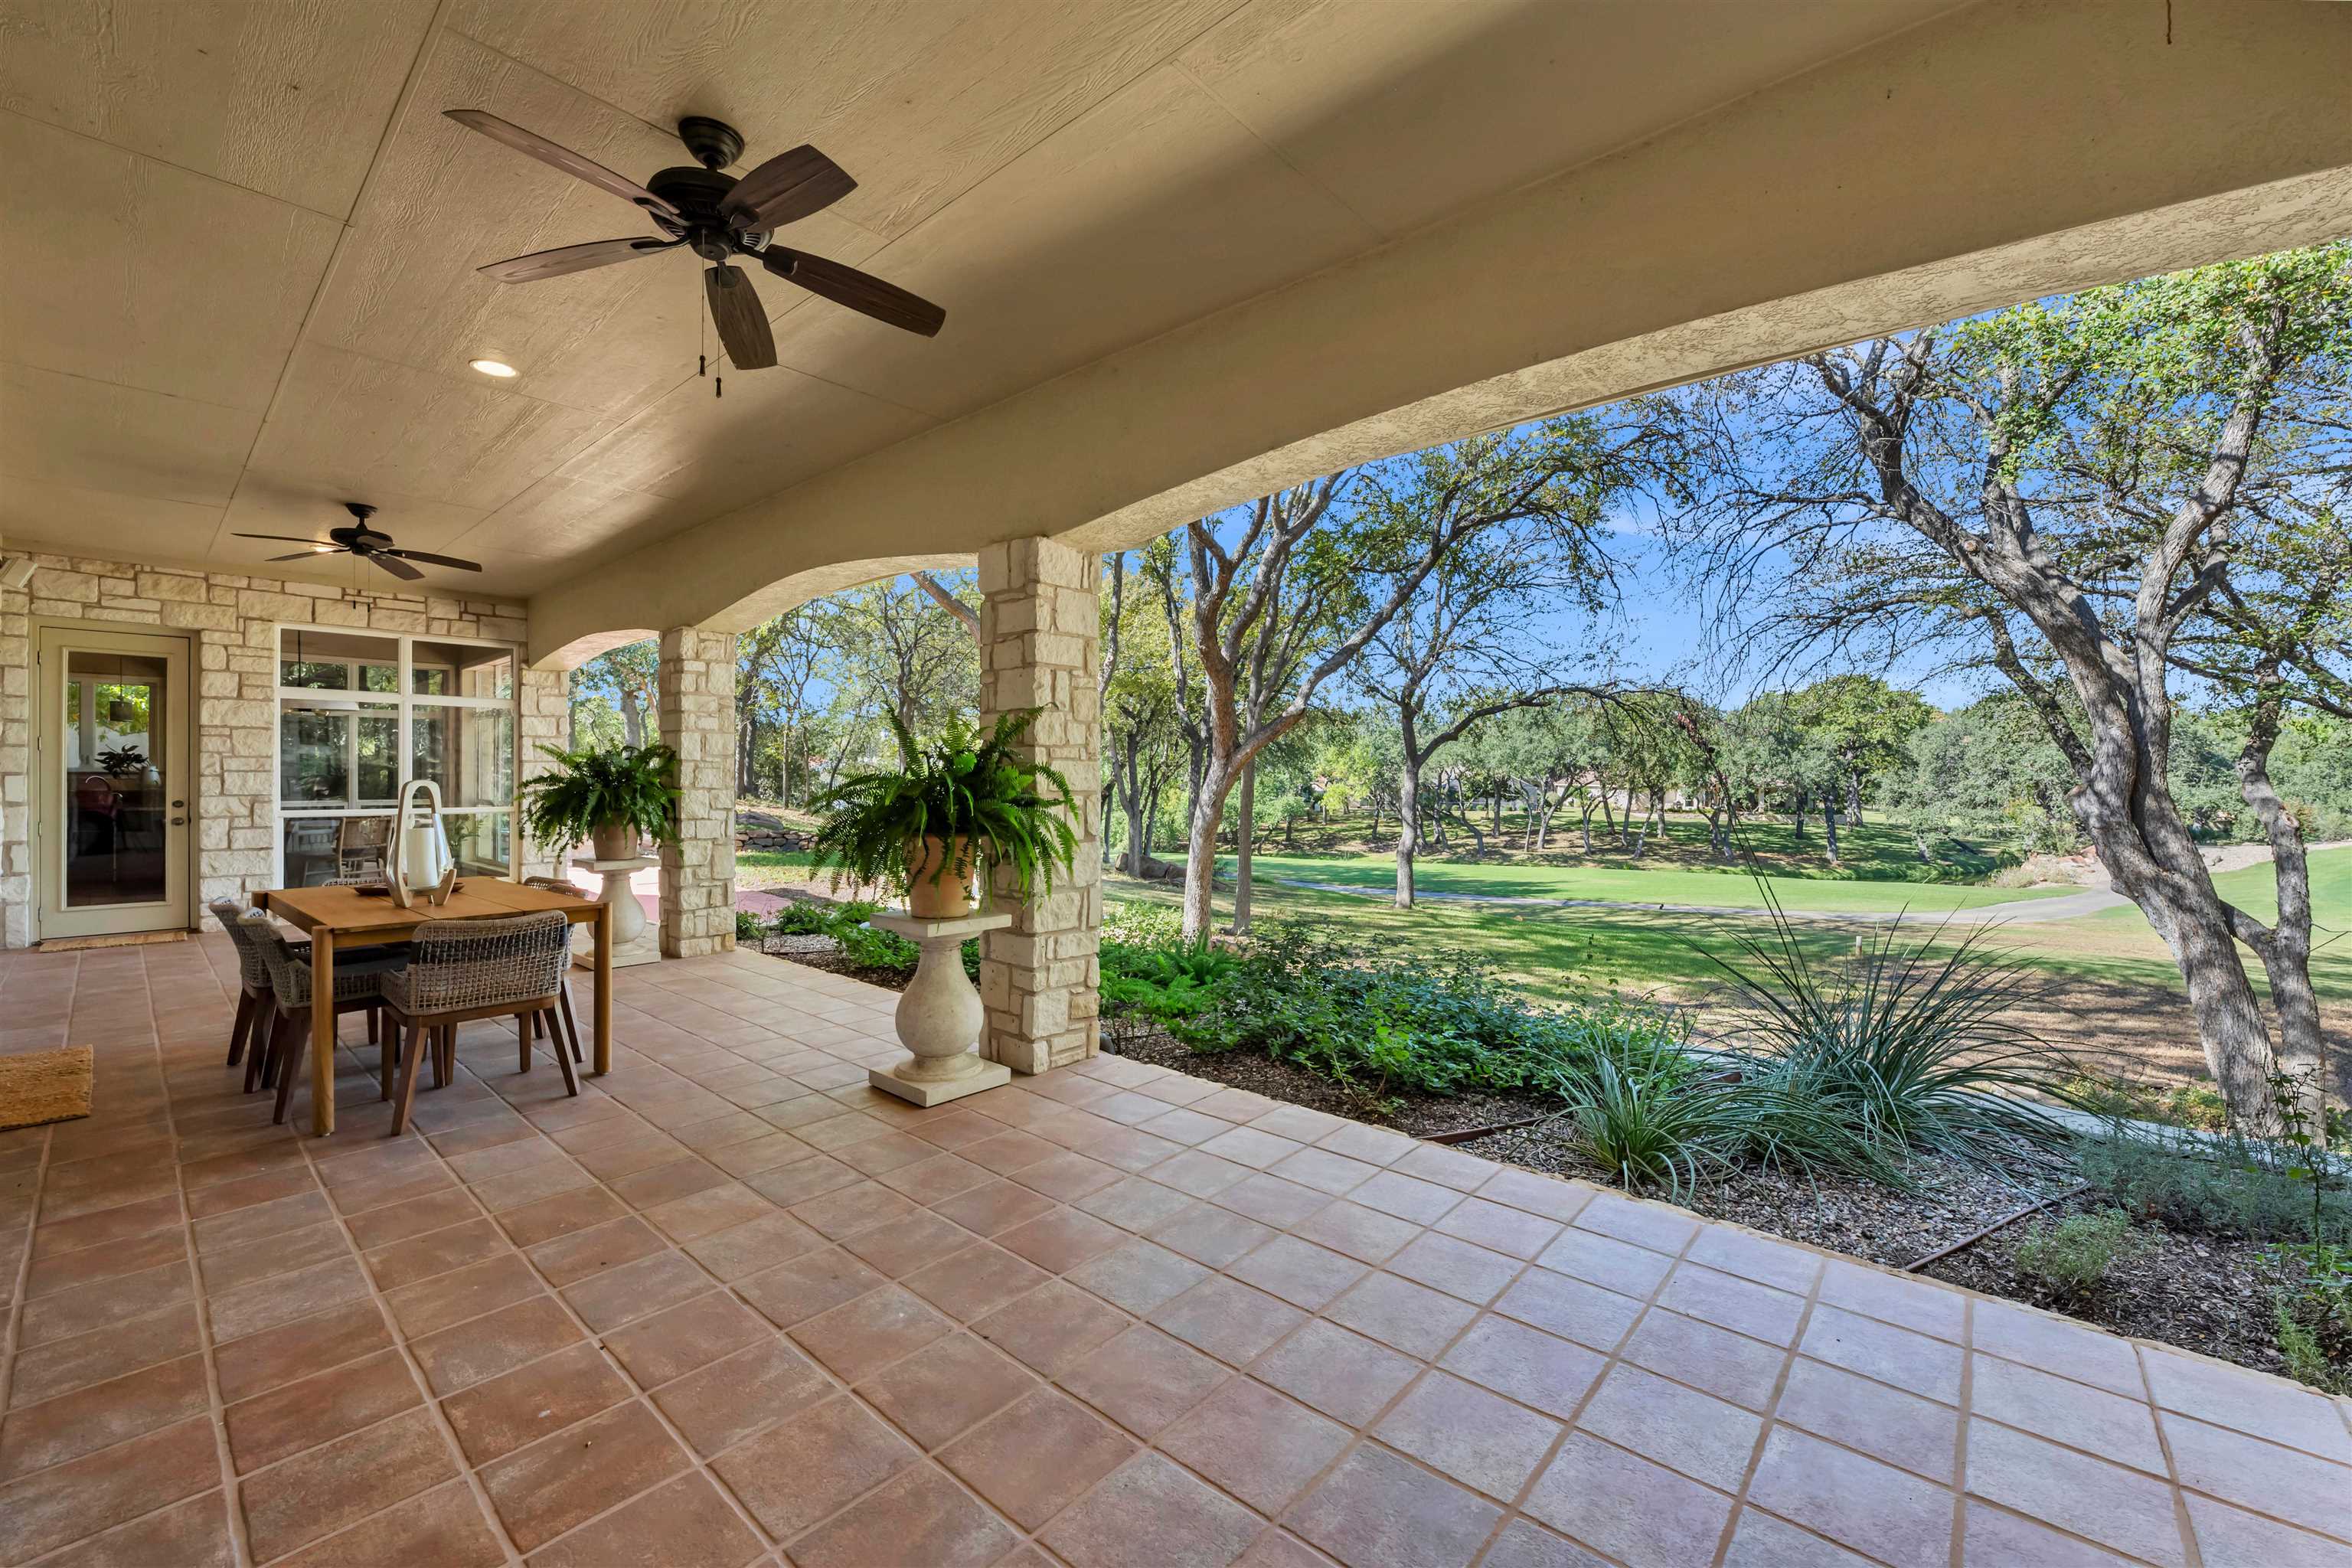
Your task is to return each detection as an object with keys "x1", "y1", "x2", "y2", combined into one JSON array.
[
  {"x1": 0, "y1": 1046, "x2": 94, "y2": 1132},
  {"x1": 37, "y1": 929, "x2": 188, "y2": 952}
]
